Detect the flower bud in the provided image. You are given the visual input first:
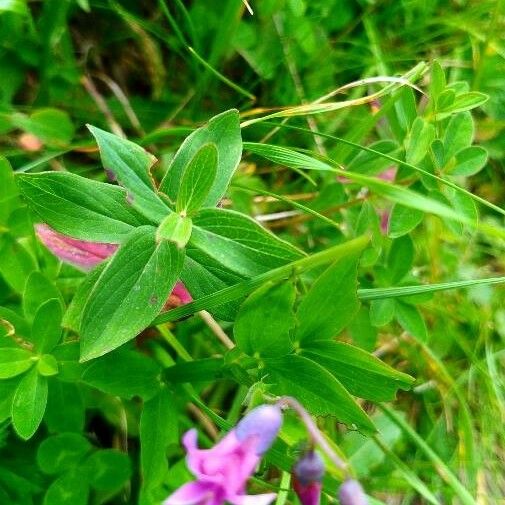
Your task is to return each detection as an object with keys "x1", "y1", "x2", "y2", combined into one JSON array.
[
  {"x1": 294, "y1": 451, "x2": 325, "y2": 485},
  {"x1": 338, "y1": 479, "x2": 368, "y2": 505},
  {"x1": 292, "y1": 451, "x2": 325, "y2": 505},
  {"x1": 235, "y1": 404, "x2": 283, "y2": 454}
]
